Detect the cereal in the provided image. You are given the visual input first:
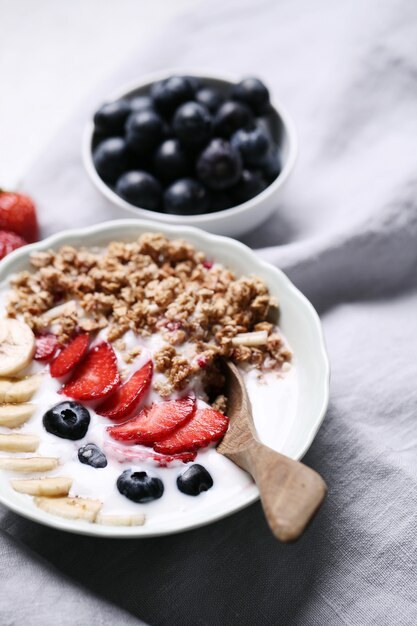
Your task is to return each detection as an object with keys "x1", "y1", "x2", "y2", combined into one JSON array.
[{"x1": 8, "y1": 234, "x2": 290, "y2": 391}]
